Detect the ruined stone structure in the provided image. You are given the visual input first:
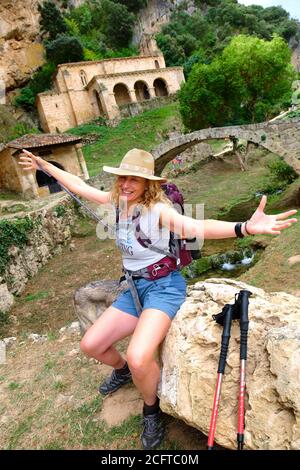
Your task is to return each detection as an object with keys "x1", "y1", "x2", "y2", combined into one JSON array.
[
  {"x1": 152, "y1": 119, "x2": 300, "y2": 176},
  {"x1": 37, "y1": 54, "x2": 185, "y2": 132},
  {"x1": 0, "y1": 133, "x2": 88, "y2": 198}
]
